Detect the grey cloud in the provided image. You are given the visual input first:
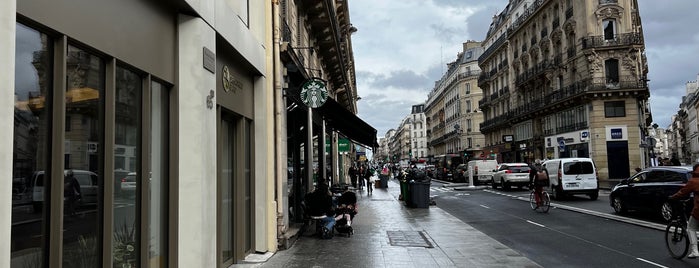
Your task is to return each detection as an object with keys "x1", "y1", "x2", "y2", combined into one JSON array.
[
  {"x1": 357, "y1": 94, "x2": 414, "y2": 135},
  {"x1": 366, "y1": 69, "x2": 433, "y2": 89}
]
